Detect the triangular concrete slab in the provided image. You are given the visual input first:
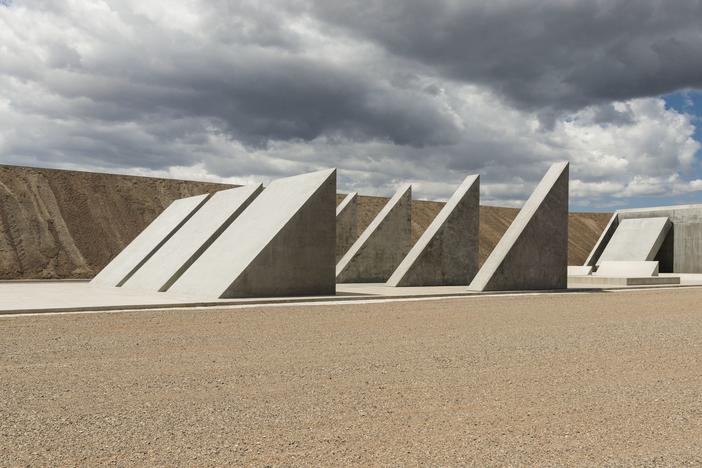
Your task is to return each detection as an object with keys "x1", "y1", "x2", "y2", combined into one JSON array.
[
  {"x1": 91, "y1": 193, "x2": 209, "y2": 287},
  {"x1": 468, "y1": 162, "x2": 569, "y2": 291},
  {"x1": 387, "y1": 175, "x2": 479, "y2": 287},
  {"x1": 596, "y1": 217, "x2": 671, "y2": 266},
  {"x1": 168, "y1": 169, "x2": 336, "y2": 298},
  {"x1": 336, "y1": 192, "x2": 358, "y2": 262},
  {"x1": 336, "y1": 184, "x2": 412, "y2": 283},
  {"x1": 120, "y1": 184, "x2": 263, "y2": 291}
]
